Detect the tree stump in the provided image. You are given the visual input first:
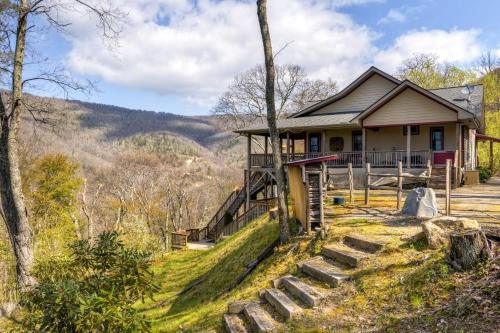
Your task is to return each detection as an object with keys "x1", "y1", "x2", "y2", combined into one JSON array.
[{"x1": 449, "y1": 230, "x2": 493, "y2": 270}]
